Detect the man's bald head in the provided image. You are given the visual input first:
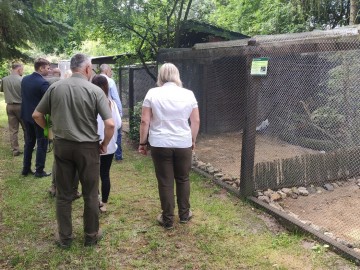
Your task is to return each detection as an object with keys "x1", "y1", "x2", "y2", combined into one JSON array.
[
  {"x1": 99, "y1": 64, "x2": 113, "y2": 78},
  {"x1": 11, "y1": 63, "x2": 23, "y2": 76},
  {"x1": 99, "y1": 64, "x2": 109, "y2": 74}
]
